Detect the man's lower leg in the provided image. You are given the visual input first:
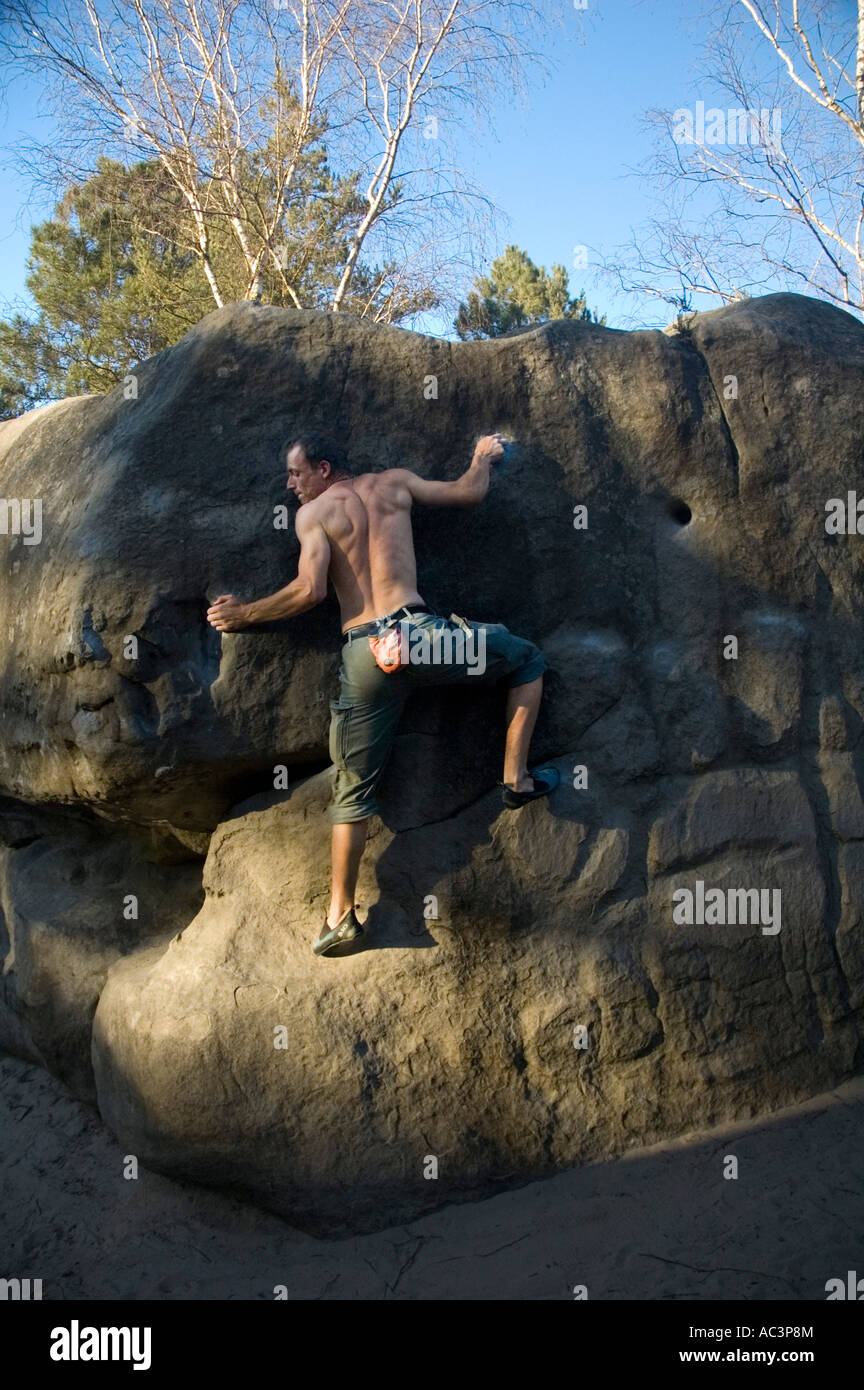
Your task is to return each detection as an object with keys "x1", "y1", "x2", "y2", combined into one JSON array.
[
  {"x1": 503, "y1": 676, "x2": 543, "y2": 791},
  {"x1": 327, "y1": 819, "x2": 369, "y2": 926}
]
